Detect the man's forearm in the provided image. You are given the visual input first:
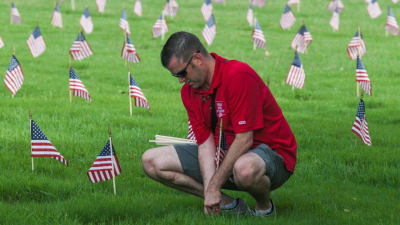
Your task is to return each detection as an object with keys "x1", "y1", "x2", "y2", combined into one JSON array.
[{"x1": 198, "y1": 134, "x2": 217, "y2": 192}]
